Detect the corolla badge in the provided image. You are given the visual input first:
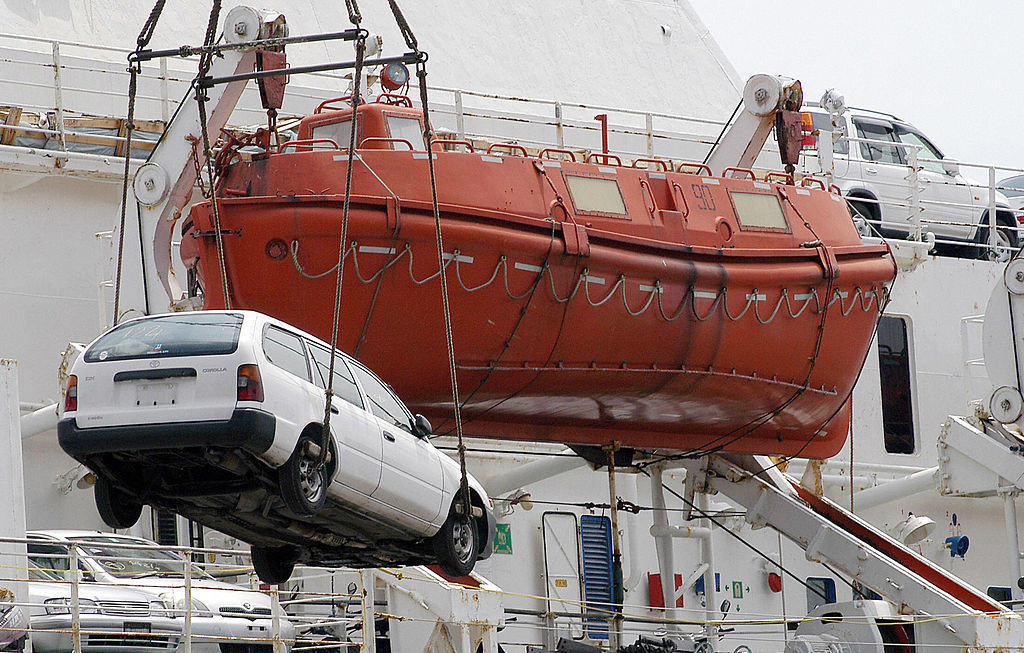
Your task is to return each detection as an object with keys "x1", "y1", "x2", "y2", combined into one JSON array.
[{"x1": 150, "y1": 360, "x2": 161, "y2": 368}]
